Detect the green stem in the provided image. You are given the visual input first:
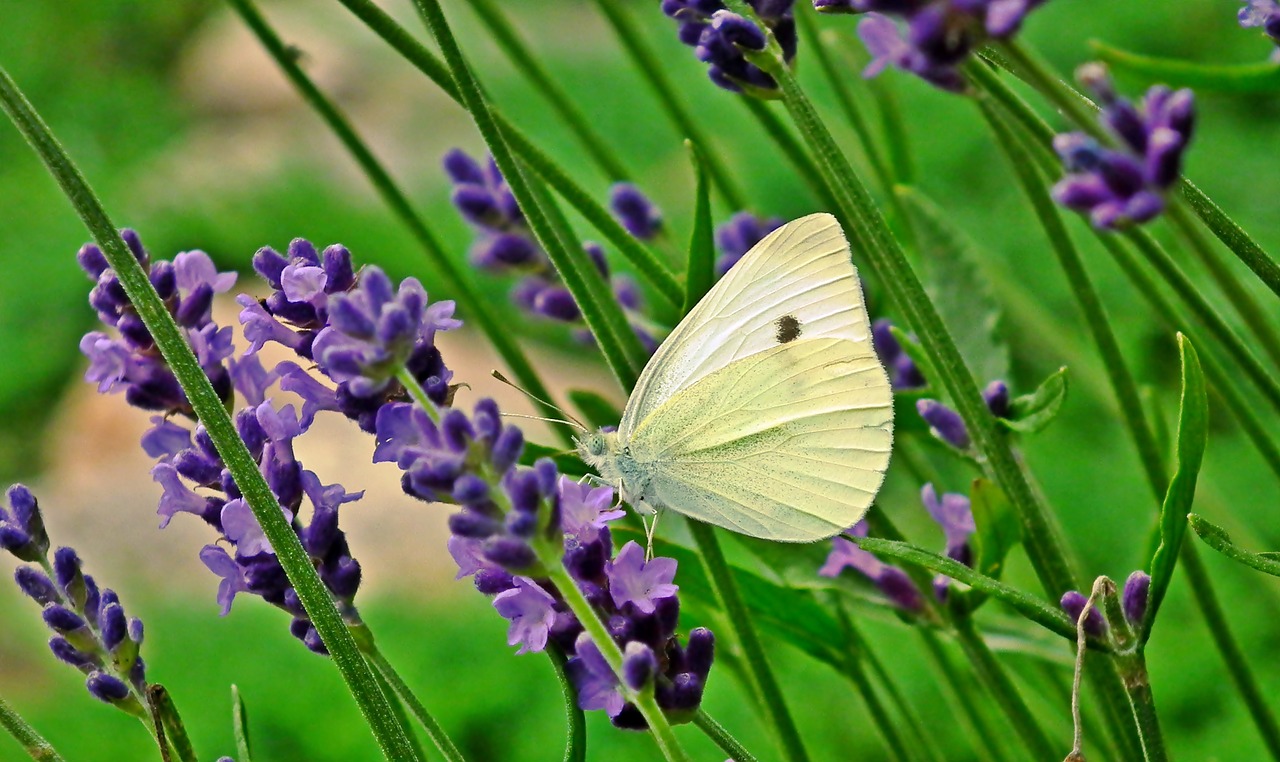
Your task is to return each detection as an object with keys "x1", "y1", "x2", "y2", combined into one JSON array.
[
  {"x1": 841, "y1": 655, "x2": 913, "y2": 762},
  {"x1": 686, "y1": 521, "x2": 810, "y2": 762},
  {"x1": 995, "y1": 40, "x2": 1280, "y2": 301},
  {"x1": 466, "y1": 0, "x2": 631, "y2": 181},
  {"x1": 1165, "y1": 202, "x2": 1280, "y2": 369},
  {"x1": 228, "y1": 0, "x2": 564, "y2": 439},
  {"x1": 365, "y1": 647, "x2": 467, "y2": 762},
  {"x1": 368, "y1": 658, "x2": 430, "y2": 762},
  {"x1": 951, "y1": 616, "x2": 1058, "y2": 760},
  {"x1": 543, "y1": 563, "x2": 691, "y2": 761},
  {"x1": 1113, "y1": 650, "x2": 1167, "y2": 762},
  {"x1": 693, "y1": 711, "x2": 759, "y2": 762},
  {"x1": 1123, "y1": 228, "x2": 1280, "y2": 417},
  {"x1": 835, "y1": 606, "x2": 931, "y2": 762},
  {"x1": 589, "y1": 0, "x2": 747, "y2": 209},
  {"x1": 545, "y1": 646, "x2": 587, "y2": 762},
  {"x1": 917, "y1": 629, "x2": 1013, "y2": 762},
  {"x1": 411, "y1": 0, "x2": 646, "y2": 391},
  {"x1": 0, "y1": 696, "x2": 64, "y2": 762},
  {"x1": 0, "y1": 63, "x2": 420, "y2": 762},
  {"x1": 333, "y1": 0, "x2": 682, "y2": 308}
]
